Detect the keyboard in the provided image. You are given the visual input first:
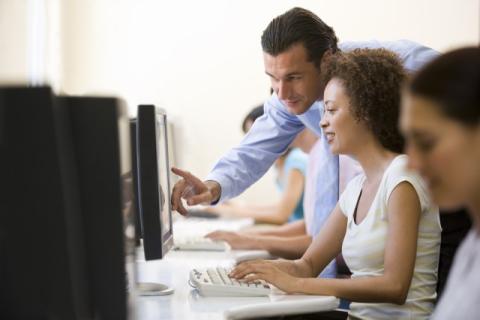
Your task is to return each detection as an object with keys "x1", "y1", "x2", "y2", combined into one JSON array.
[
  {"x1": 174, "y1": 237, "x2": 230, "y2": 251},
  {"x1": 174, "y1": 216, "x2": 254, "y2": 236},
  {"x1": 173, "y1": 216, "x2": 254, "y2": 252},
  {"x1": 189, "y1": 267, "x2": 271, "y2": 297}
]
